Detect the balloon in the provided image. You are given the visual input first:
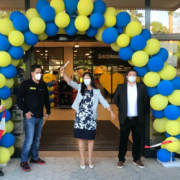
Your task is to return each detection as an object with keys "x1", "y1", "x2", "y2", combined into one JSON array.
[
  {"x1": 104, "y1": 14, "x2": 116, "y2": 27},
  {"x1": 0, "y1": 133, "x2": 15, "y2": 148},
  {"x1": 146, "y1": 86, "x2": 158, "y2": 97},
  {"x1": 0, "y1": 110, "x2": 11, "y2": 122},
  {"x1": 40, "y1": 5, "x2": 55, "y2": 23},
  {"x1": 21, "y1": 43, "x2": 31, "y2": 52},
  {"x1": 116, "y1": 12, "x2": 130, "y2": 28},
  {"x1": 8, "y1": 46, "x2": 24, "y2": 60},
  {"x1": 13, "y1": 15, "x2": 29, "y2": 32},
  {"x1": 0, "y1": 18, "x2": 15, "y2": 36},
  {"x1": 144, "y1": 39, "x2": 161, "y2": 56},
  {"x1": 153, "y1": 48, "x2": 169, "y2": 62},
  {"x1": 116, "y1": 34, "x2": 130, "y2": 47},
  {"x1": 0, "y1": 147, "x2": 10, "y2": 164},
  {"x1": 75, "y1": 15, "x2": 90, "y2": 32},
  {"x1": 50, "y1": 102, "x2": 54, "y2": 108},
  {"x1": 49, "y1": 98, "x2": 54, "y2": 103},
  {"x1": 147, "y1": 56, "x2": 164, "y2": 72},
  {"x1": 0, "y1": 36, "x2": 10, "y2": 51},
  {"x1": 165, "y1": 121, "x2": 180, "y2": 136},
  {"x1": 55, "y1": 12, "x2": 70, "y2": 28},
  {"x1": 130, "y1": 35, "x2": 146, "y2": 52},
  {"x1": 126, "y1": 21, "x2": 142, "y2": 38},
  {"x1": 5, "y1": 78, "x2": 14, "y2": 89},
  {"x1": 48, "y1": 91, "x2": 53, "y2": 95},
  {"x1": 92, "y1": 0, "x2": 106, "y2": 14},
  {"x1": 64, "y1": 0, "x2": 78, "y2": 15},
  {"x1": 49, "y1": 94, "x2": 55, "y2": 99},
  {"x1": 153, "y1": 117, "x2": 168, "y2": 133},
  {"x1": 164, "y1": 105, "x2": 180, "y2": 120},
  {"x1": 144, "y1": 72, "x2": 160, "y2": 88},
  {"x1": 45, "y1": 22, "x2": 58, "y2": 37},
  {"x1": 24, "y1": 30, "x2": 39, "y2": 46},
  {"x1": 128, "y1": 60, "x2": 134, "y2": 66},
  {"x1": 159, "y1": 65, "x2": 177, "y2": 80},
  {"x1": 90, "y1": 13, "x2": 105, "y2": 29},
  {"x1": 119, "y1": 45, "x2": 134, "y2": 61},
  {"x1": 7, "y1": 146, "x2": 14, "y2": 157},
  {"x1": 150, "y1": 94, "x2": 168, "y2": 111},
  {"x1": 65, "y1": 18, "x2": 78, "y2": 36},
  {"x1": 26, "y1": 8, "x2": 40, "y2": 21},
  {"x1": 11, "y1": 59, "x2": 19, "y2": 67},
  {"x1": 171, "y1": 76, "x2": 180, "y2": 90},
  {"x1": 38, "y1": 32, "x2": 48, "y2": 41},
  {"x1": 157, "y1": 149, "x2": 171, "y2": 163},
  {"x1": 140, "y1": 29, "x2": 151, "y2": 40},
  {"x1": 5, "y1": 120, "x2": 14, "y2": 133},
  {"x1": 50, "y1": 0, "x2": 65, "y2": 14},
  {"x1": 47, "y1": 82, "x2": 54, "y2": 87},
  {"x1": 175, "y1": 133, "x2": 180, "y2": 139},
  {"x1": 95, "y1": 26, "x2": 106, "y2": 42},
  {"x1": 0, "y1": 86, "x2": 11, "y2": 100},
  {"x1": 77, "y1": 0, "x2": 93, "y2": 16},
  {"x1": 86, "y1": 26, "x2": 98, "y2": 37},
  {"x1": 168, "y1": 90, "x2": 180, "y2": 106},
  {"x1": 152, "y1": 109, "x2": 164, "y2": 118},
  {"x1": 157, "y1": 80, "x2": 174, "y2": 96},
  {"x1": 104, "y1": 7, "x2": 117, "y2": 16},
  {"x1": 0, "y1": 65, "x2": 17, "y2": 79},
  {"x1": 0, "y1": 52, "x2": 11, "y2": 67},
  {"x1": 8, "y1": 30, "x2": 24, "y2": 47},
  {"x1": 29, "y1": 17, "x2": 46, "y2": 35},
  {"x1": 0, "y1": 74, "x2": 6, "y2": 89},
  {"x1": 49, "y1": 86, "x2": 54, "y2": 91},
  {"x1": 117, "y1": 28, "x2": 123, "y2": 35},
  {"x1": 132, "y1": 51, "x2": 149, "y2": 67},
  {"x1": 110, "y1": 42, "x2": 120, "y2": 52},
  {"x1": 10, "y1": 11, "x2": 23, "y2": 21},
  {"x1": 102, "y1": 27, "x2": 118, "y2": 44},
  {"x1": 165, "y1": 137, "x2": 180, "y2": 152},
  {"x1": 36, "y1": 0, "x2": 50, "y2": 13},
  {"x1": 134, "y1": 65, "x2": 149, "y2": 77},
  {"x1": 165, "y1": 132, "x2": 171, "y2": 138},
  {"x1": 1, "y1": 97, "x2": 12, "y2": 110}
]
